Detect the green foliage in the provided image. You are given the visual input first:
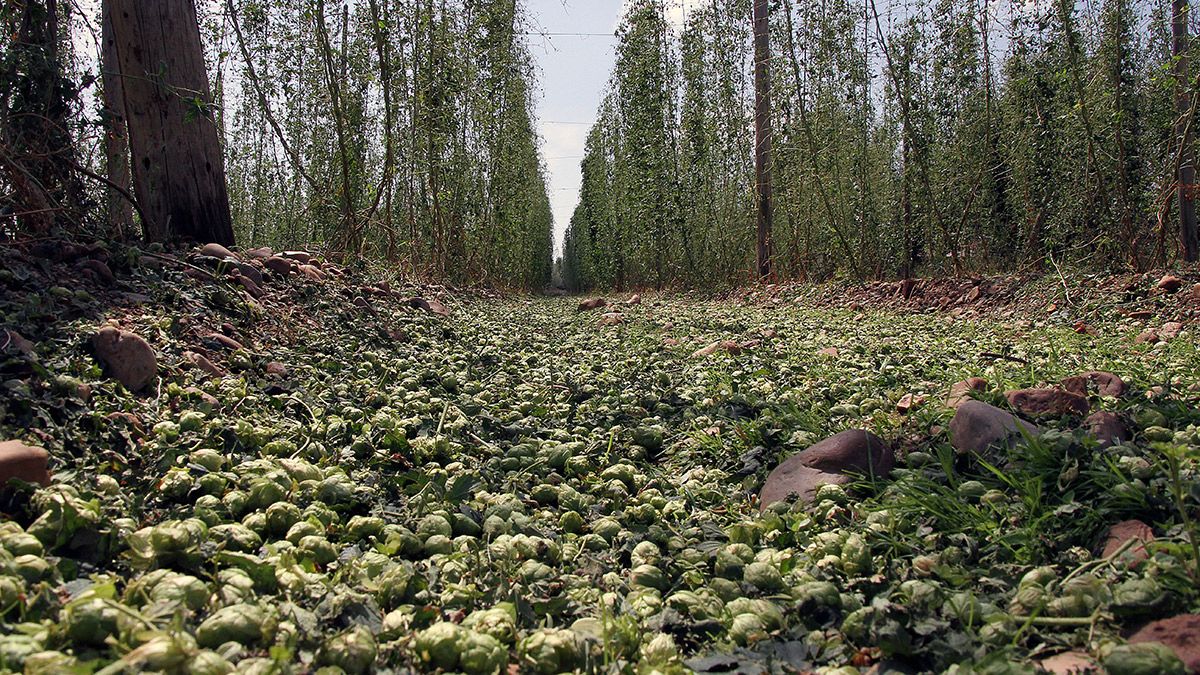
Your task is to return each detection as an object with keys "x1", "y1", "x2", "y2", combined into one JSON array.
[
  {"x1": 564, "y1": 0, "x2": 1192, "y2": 290},
  {"x1": 214, "y1": 0, "x2": 552, "y2": 288}
]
